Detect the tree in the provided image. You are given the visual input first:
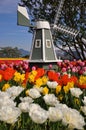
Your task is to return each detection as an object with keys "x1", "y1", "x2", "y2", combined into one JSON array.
[
  {"x1": 21, "y1": 0, "x2": 86, "y2": 60},
  {"x1": 0, "y1": 47, "x2": 21, "y2": 58}
]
